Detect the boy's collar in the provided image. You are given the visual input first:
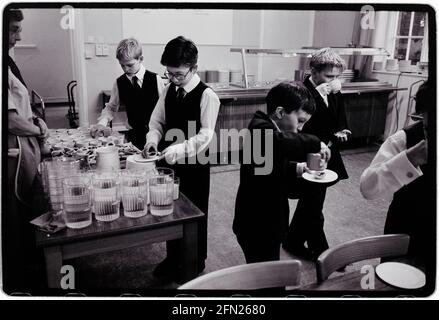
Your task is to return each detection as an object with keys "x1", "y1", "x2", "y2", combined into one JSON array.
[
  {"x1": 309, "y1": 76, "x2": 318, "y2": 88},
  {"x1": 126, "y1": 64, "x2": 145, "y2": 80},
  {"x1": 269, "y1": 116, "x2": 282, "y2": 132},
  {"x1": 175, "y1": 73, "x2": 200, "y2": 93}
]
